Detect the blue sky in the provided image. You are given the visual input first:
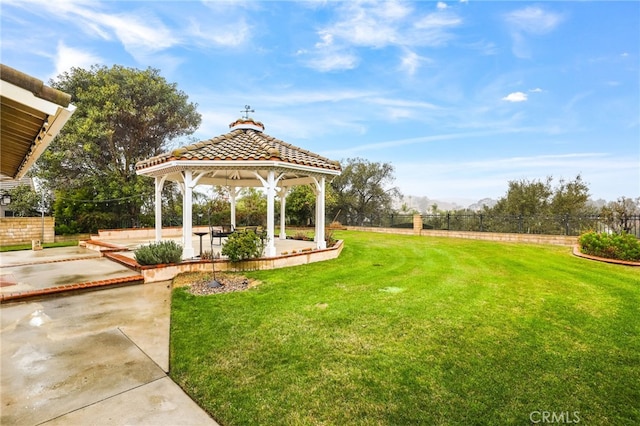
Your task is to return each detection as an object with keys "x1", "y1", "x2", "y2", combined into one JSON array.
[{"x1": 2, "y1": 0, "x2": 638, "y2": 202}]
